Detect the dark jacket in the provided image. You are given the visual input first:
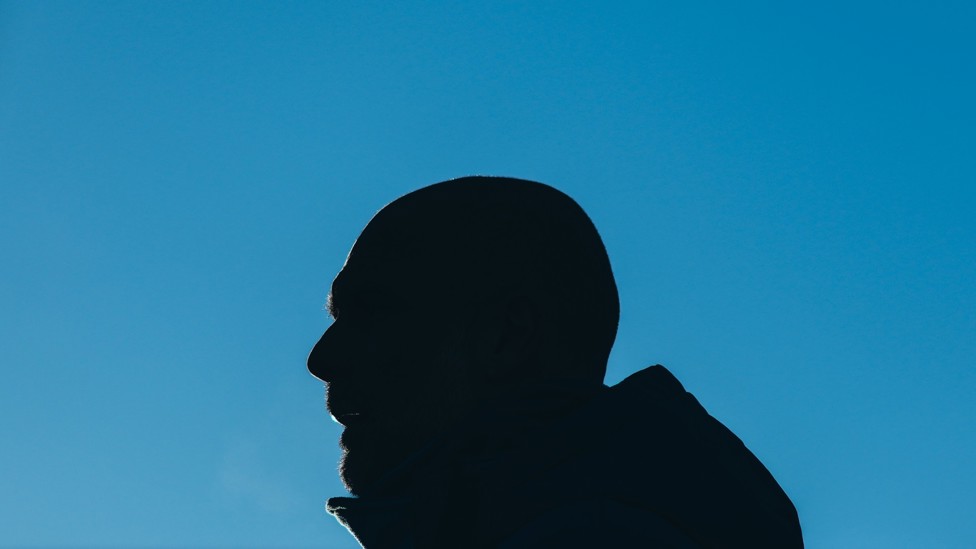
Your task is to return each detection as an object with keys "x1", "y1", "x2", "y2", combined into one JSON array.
[{"x1": 328, "y1": 365, "x2": 803, "y2": 548}]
